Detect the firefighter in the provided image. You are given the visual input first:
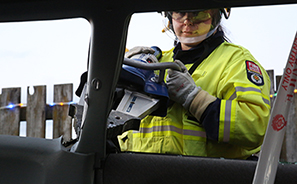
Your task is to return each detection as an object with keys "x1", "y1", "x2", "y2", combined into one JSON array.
[{"x1": 119, "y1": 8, "x2": 271, "y2": 159}]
